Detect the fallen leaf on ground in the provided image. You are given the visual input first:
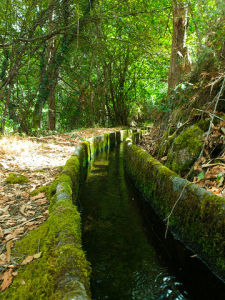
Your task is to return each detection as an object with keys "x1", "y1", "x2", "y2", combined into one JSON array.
[
  {"x1": 197, "y1": 171, "x2": 205, "y2": 181},
  {"x1": 36, "y1": 198, "x2": 48, "y2": 205},
  {"x1": 33, "y1": 252, "x2": 42, "y2": 259},
  {"x1": 20, "y1": 205, "x2": 27, "y2": 215},
  {"x1": 14, "y1": 227, "x2": 25, "y2": 235},
  {"x1": 0, "y1": 226, "x2": 3, "y2": 239},
  {"x1": 27, "y1": 225, "x2": 38, "y2": 230},
  {"x1": 26, "y1": 210, "x2": 35, "y2": 216},
  {"x1": 12, "y1": 271, "x2": 18, "y2": 277},
  {"x1": 194, "y1": 162, "x2": 203, "y2": 172},
  {"x1": 0, "y1": 269, "x2": 13, "y2": 291},
  {"x1": 6, "y1": 240, "x2": 13, "y2": 262},
  {"x1": 30, "y1": 193, "x2": 46, "y2": 201},
  {"x1": 21, "y1": 255, "x2": 34, "y2": 266},
  {"x1": 0, "y1": 253, "x2": 7, "y2": 264},
  {"x1": 4, "y1": 234, "x2": 15, "y2": 242}
]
